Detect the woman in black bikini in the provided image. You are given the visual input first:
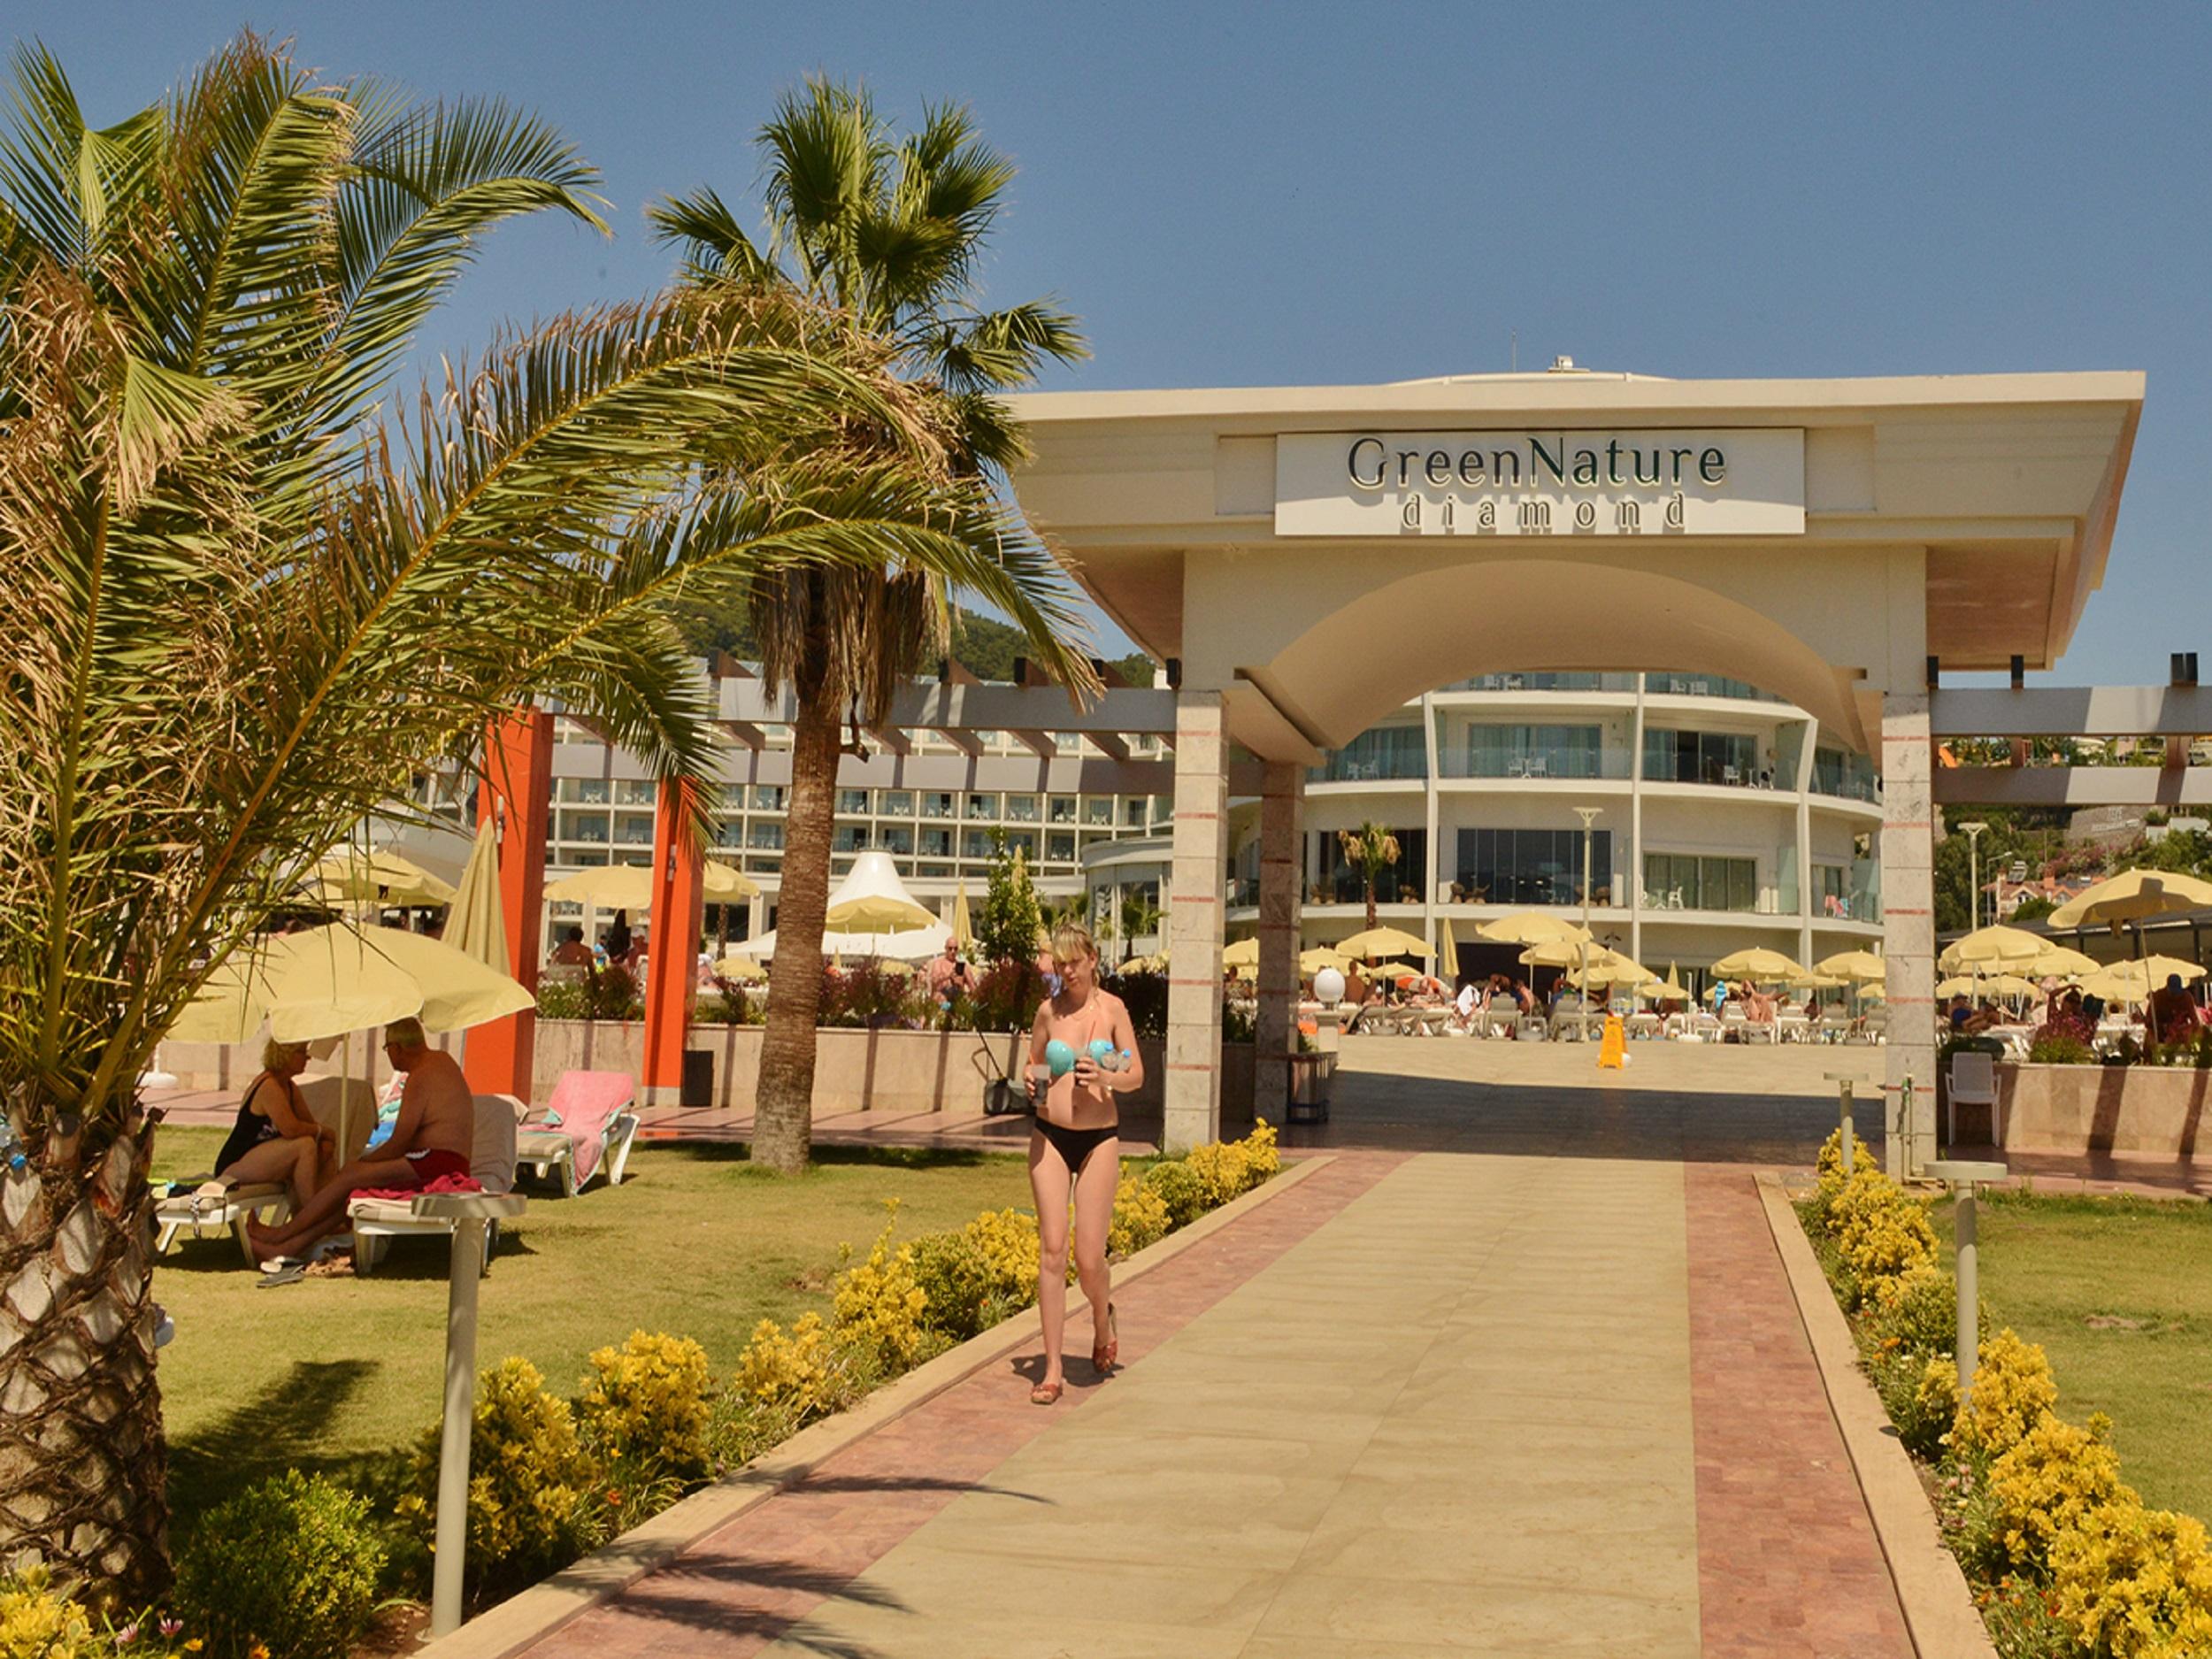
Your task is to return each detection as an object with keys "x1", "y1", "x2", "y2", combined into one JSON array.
[
  {"x1": 207, "y1": 1037, "x2": 337, "y2": 1212},
  {"x1": 1024, "y1": 924, "x2": 1144, "y2": 1405}
]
